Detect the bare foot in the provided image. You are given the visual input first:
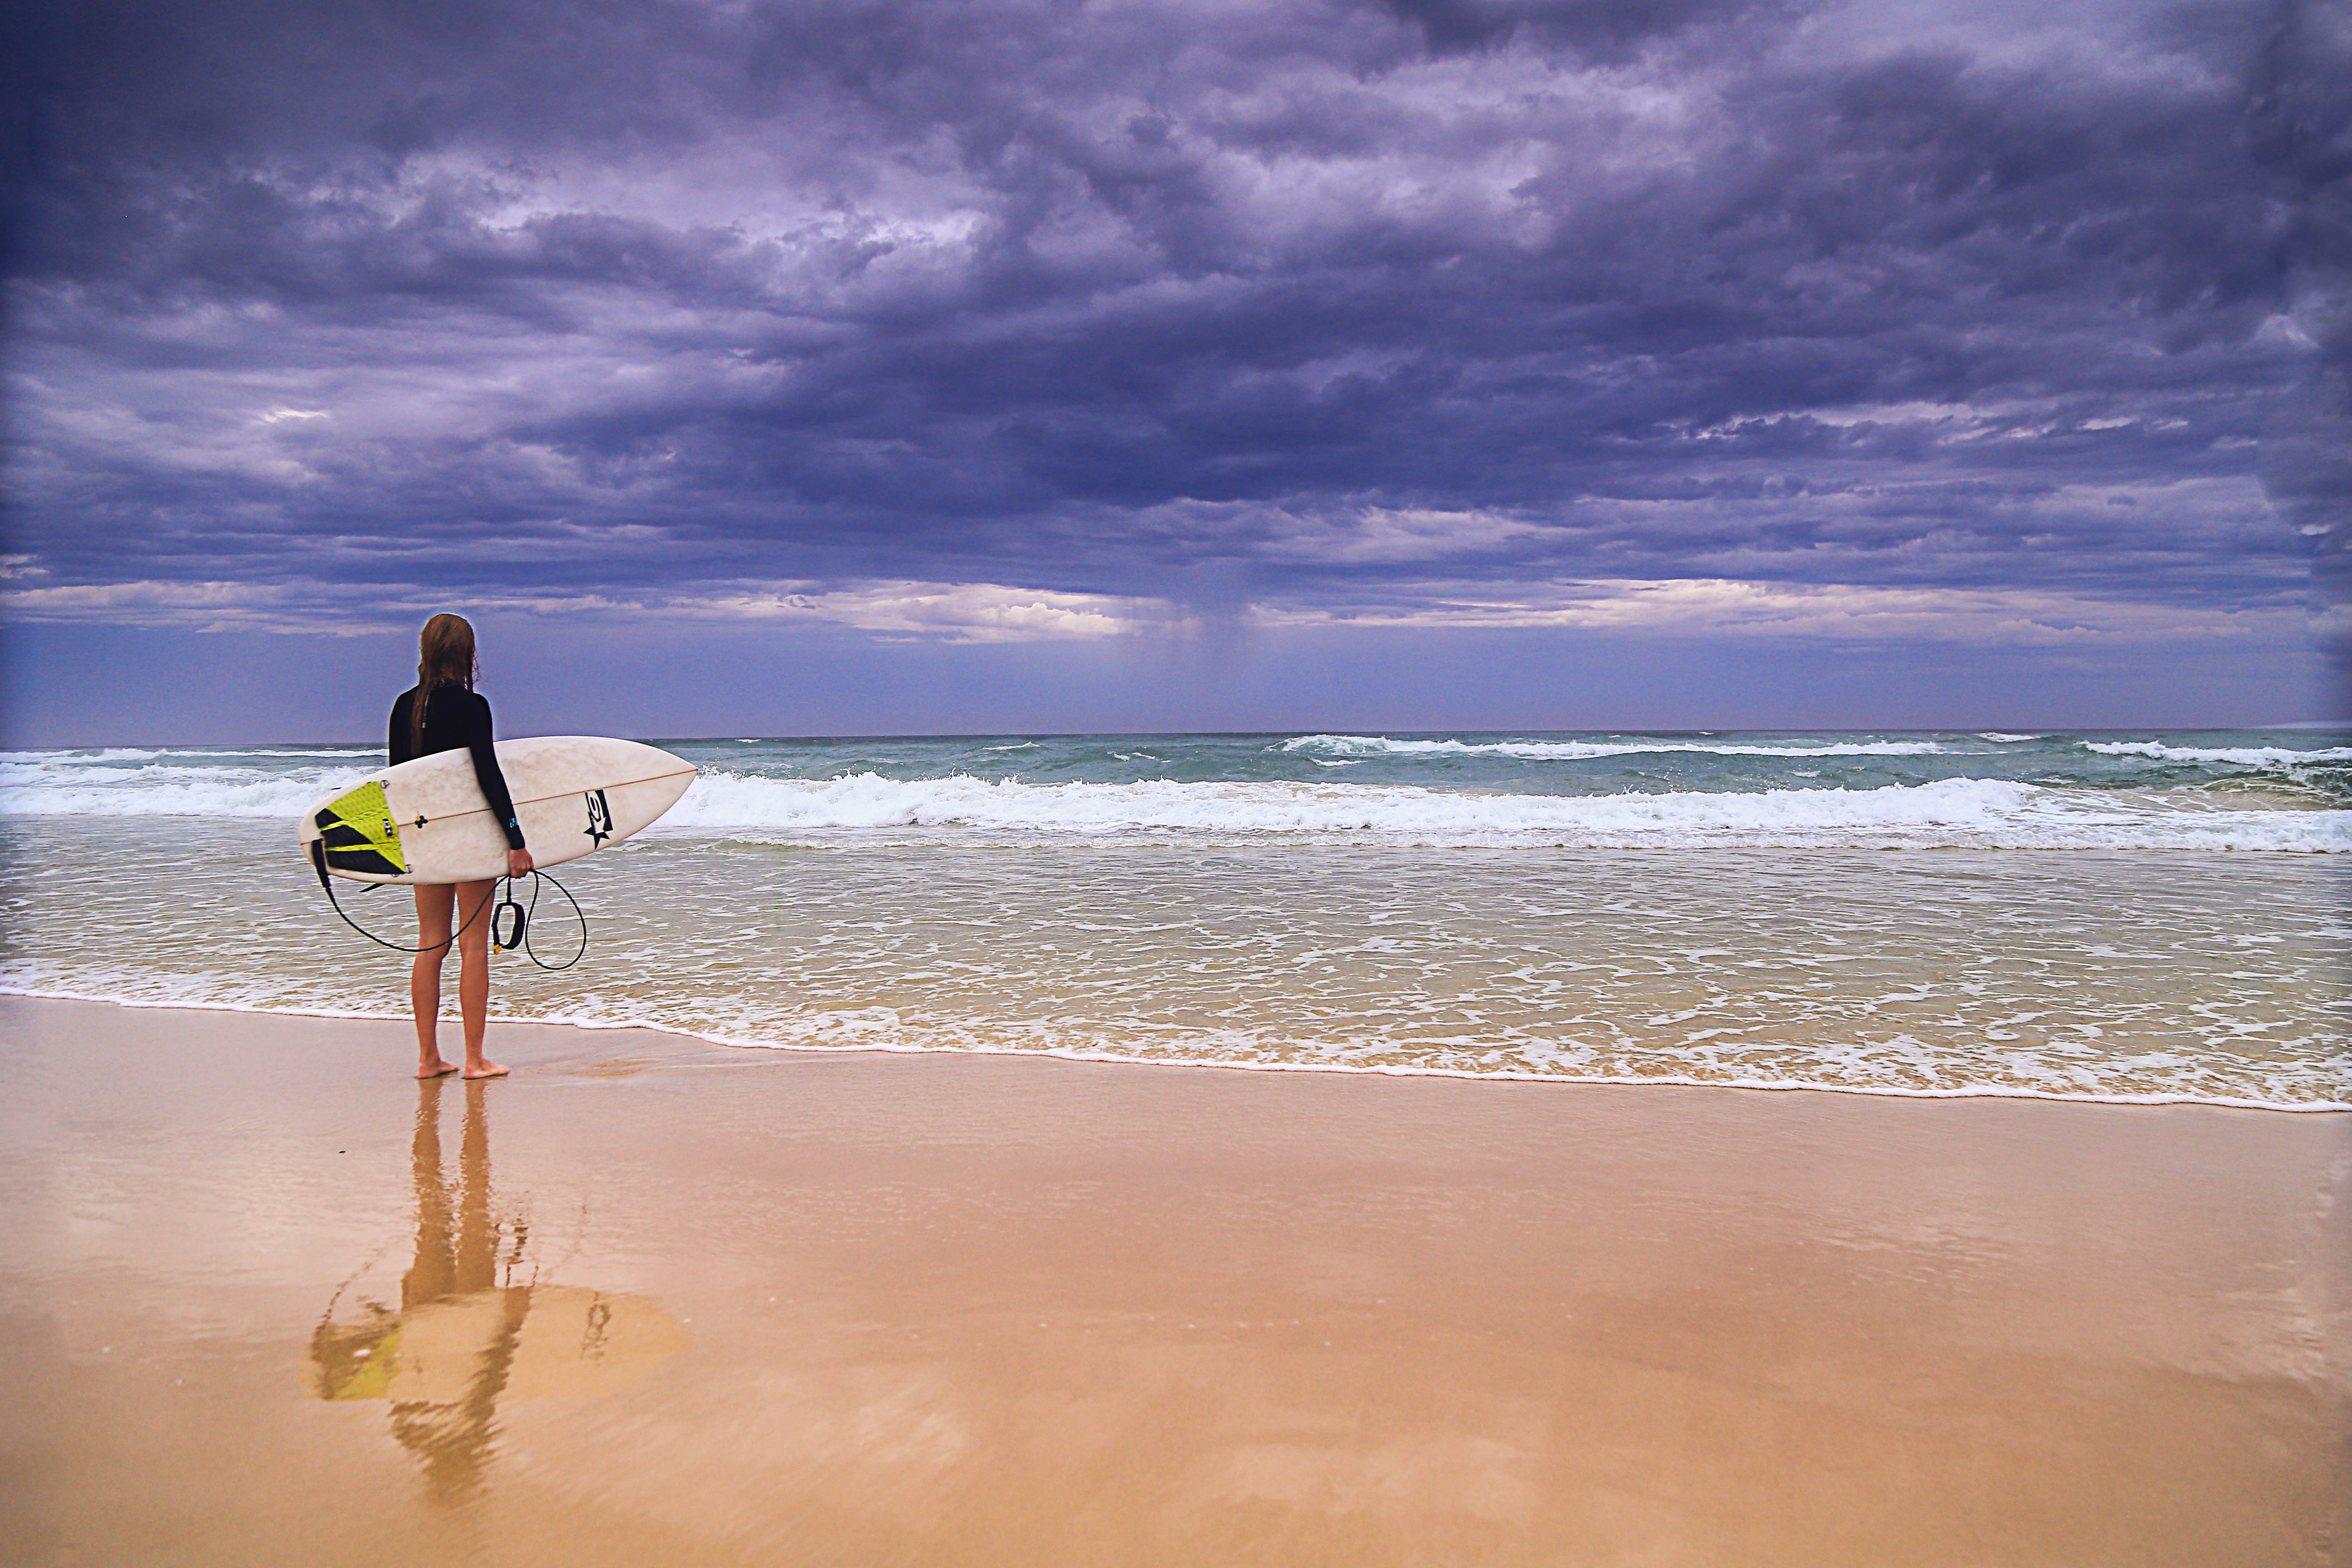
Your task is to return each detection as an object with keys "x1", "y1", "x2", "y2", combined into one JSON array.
[
  {"x1": 416, "y1": 1060, "x2": 458, "y2": 1079},
  {"x1": 462, "y1": 1061, "x2": 510, "y2": 1079}
]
